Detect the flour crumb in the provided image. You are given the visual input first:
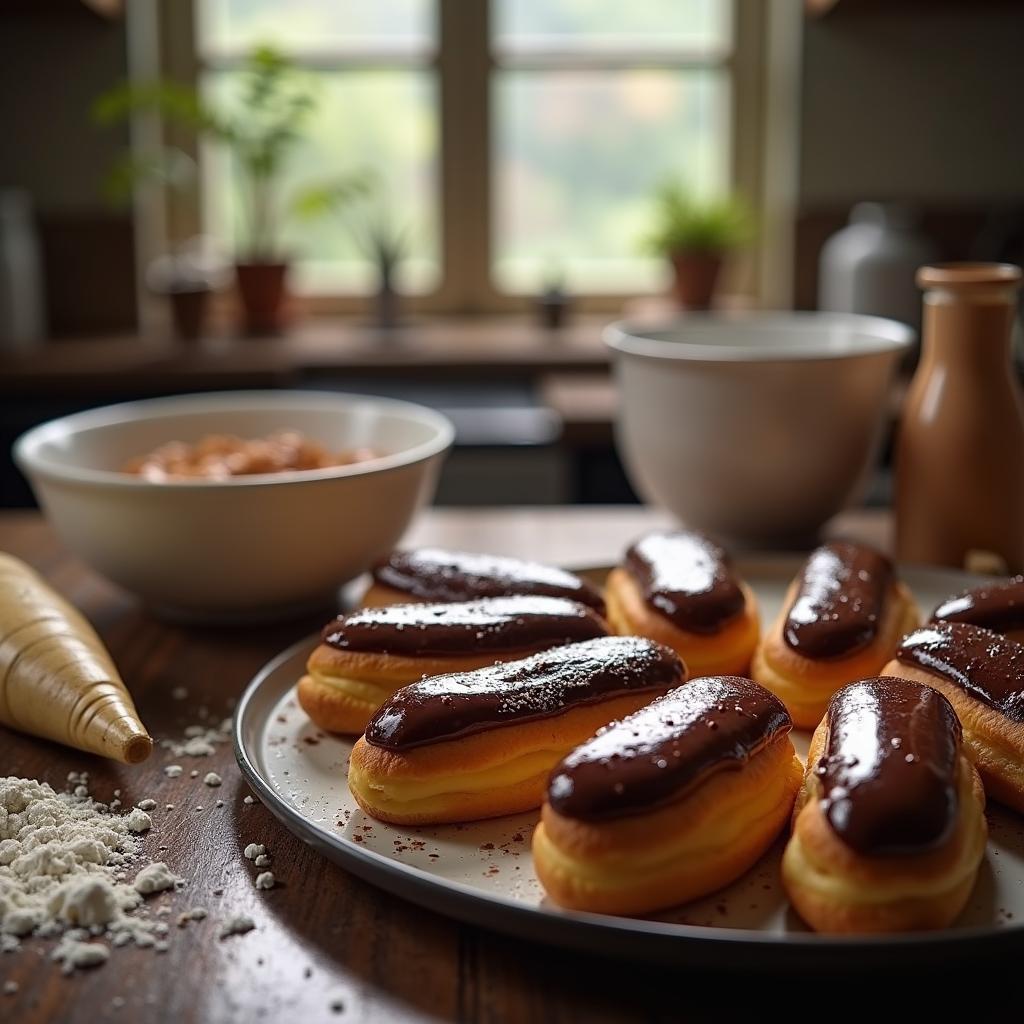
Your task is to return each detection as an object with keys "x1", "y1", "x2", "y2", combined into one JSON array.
[
  {"x1": 3, "y1": 980, "x2": 18, "y2": 995},
  {"x1": 125, "y1": 808, "x2": 152, "y2": 834},
  {"x1": 254, "y1": 854, "x2": 271, "y2": 868},
  {"x1": 243, "y1": 795, "x2": 256, "y2": 805},
  {"x1": 176, "y1": 907, "x2": 208, "y2": 927},
  {"x1": 255, "y1": 872, "x2": 275, "y2": 890},
  {"x1": 215, "y1": 800, "x2": 224, "y2": 808},
  {"x1": 51, "y1": 935, "x2": 110, "y2": 974},
  {"x1": 112, "y1": 996, "x2": 125, "y2": 1009},
  {"x1": 189, "y1": 770, "x2": 199, "y2": 779},
  {"x1": 137, "y1": 799, "x2": 157, "y2": 811},
  {"x1": 177, "y1": 736, "x2": 219, "y2": 757},
  {"x1": 46, "y1": 877, "x2": 125, "y2": 927},
  {"x1": 133, "y1": 862, "x2": 182, "y2": 896},
  {"x1": 219, "y1": 913, "x2": 255, "y2": 939},
  {"x1": 171, "y1": 687, "x2": 188, "y2": 700},
  {"x1": 163, "y1": 765, "x2": 183, "y2": 778},
  {"x1": 203, "y1": 772, "x2": 222, "y2": 787},
  {"x1": 243, "y1": 843, "x2": 265, "y2": 861}
]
